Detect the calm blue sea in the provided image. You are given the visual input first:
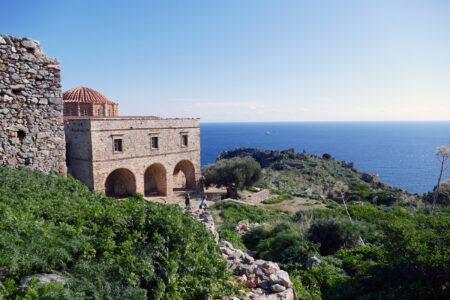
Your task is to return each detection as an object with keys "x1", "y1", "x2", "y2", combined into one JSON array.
[{"x1": 200, "y1": 122, "x2": 450, "y2": 195}]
